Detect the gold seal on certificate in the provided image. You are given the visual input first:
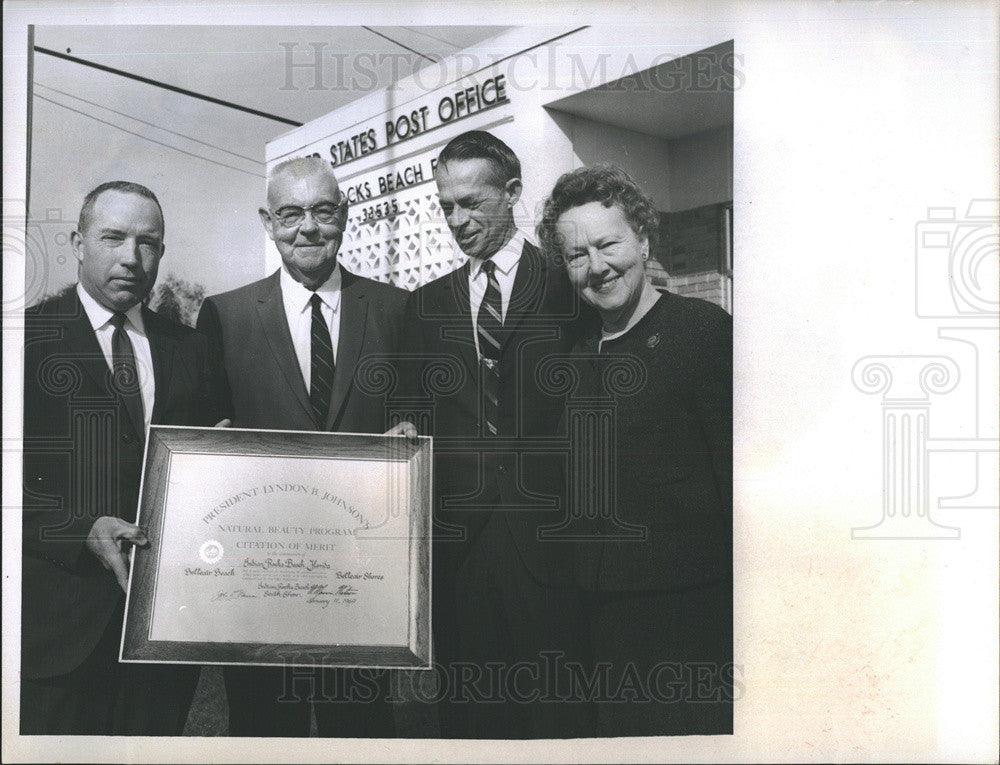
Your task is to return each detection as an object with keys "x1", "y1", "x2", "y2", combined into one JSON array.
[{"x1": 120, "y1": 426, "x2": 431, "y2": 668}]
